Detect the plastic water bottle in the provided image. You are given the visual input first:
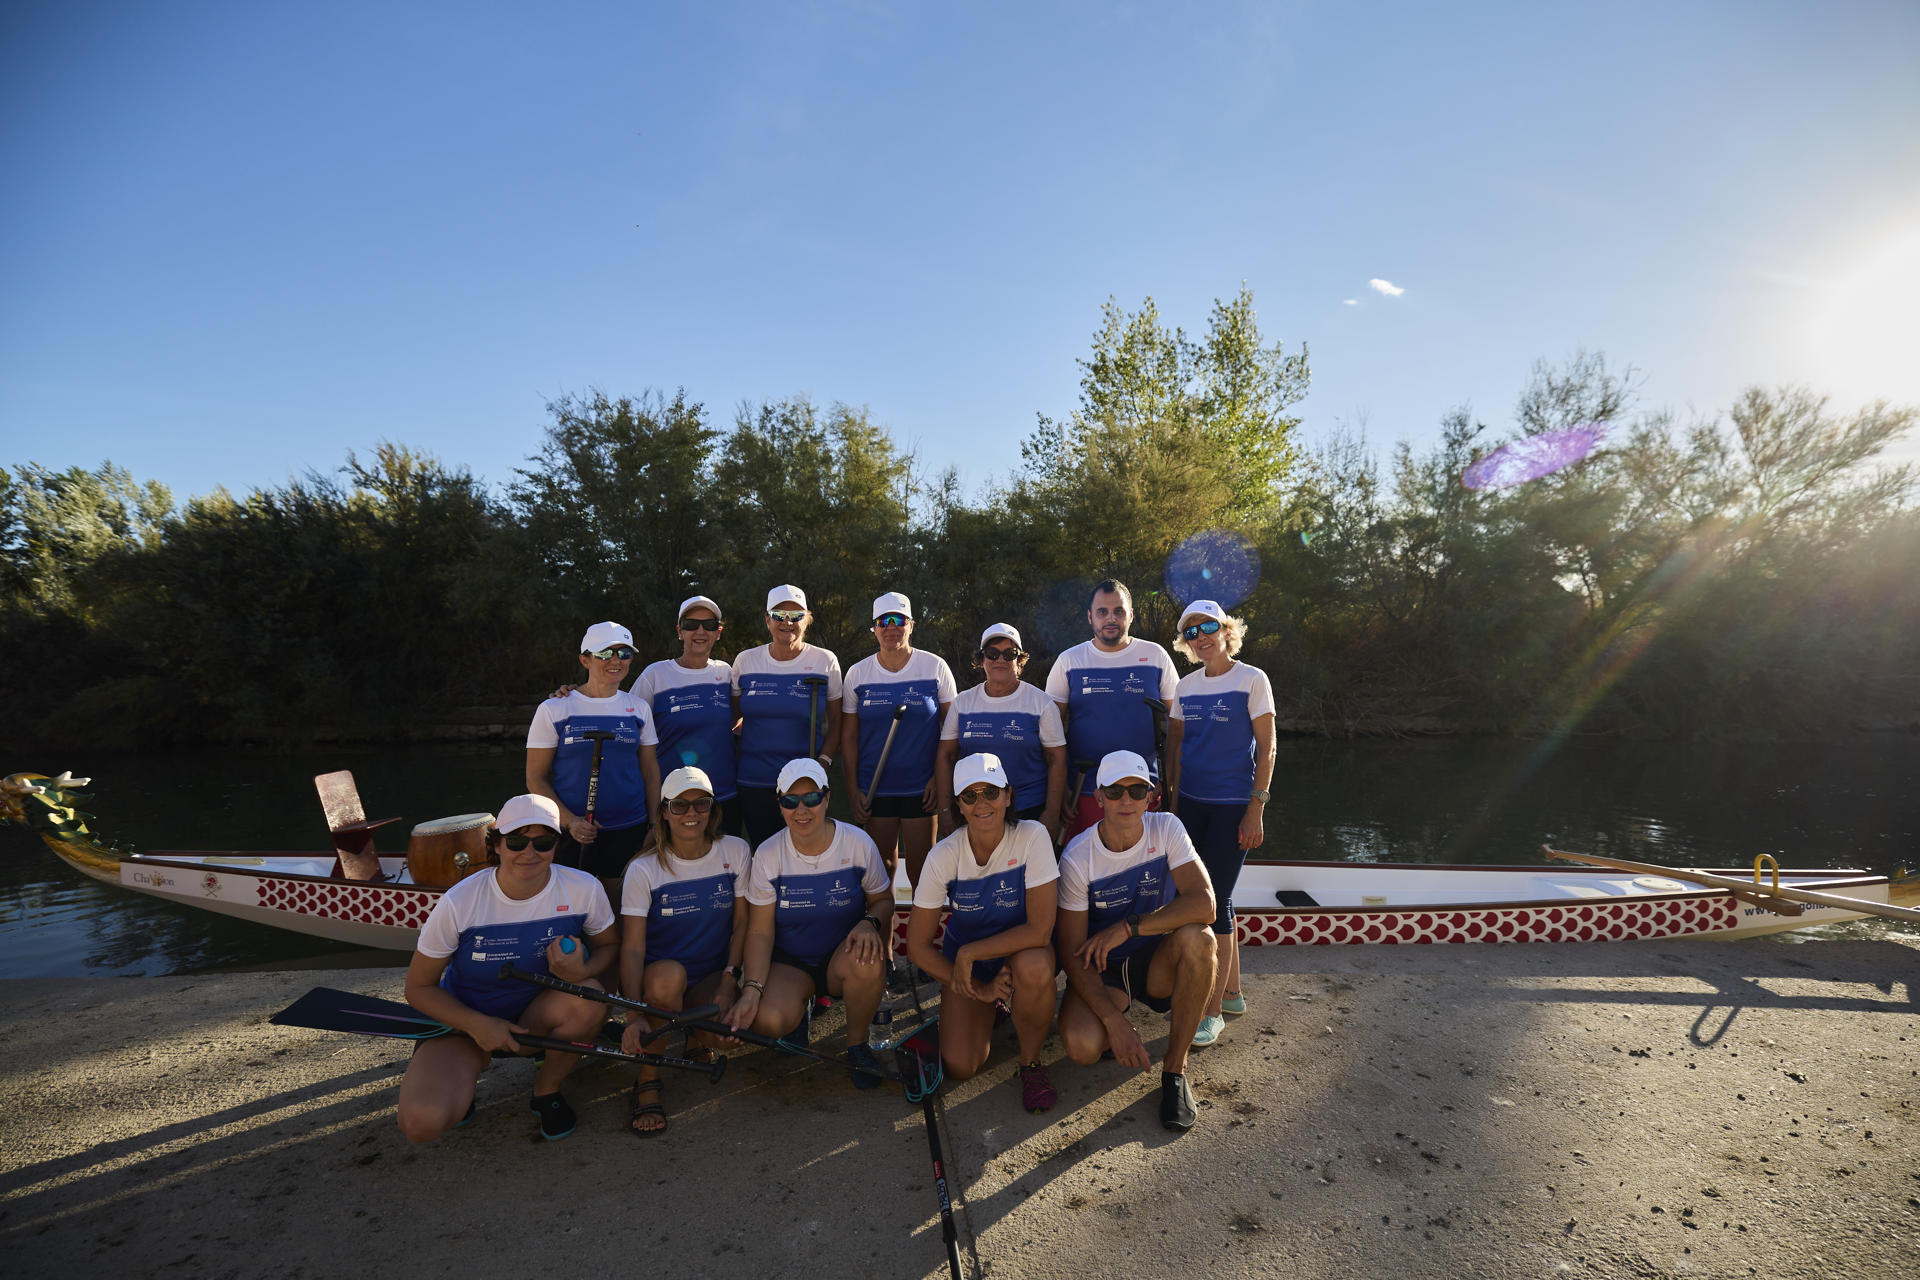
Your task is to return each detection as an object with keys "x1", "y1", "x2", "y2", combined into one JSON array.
[{"x1": 866, "y1": 999, "x2": 894, "y2": 1051}]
